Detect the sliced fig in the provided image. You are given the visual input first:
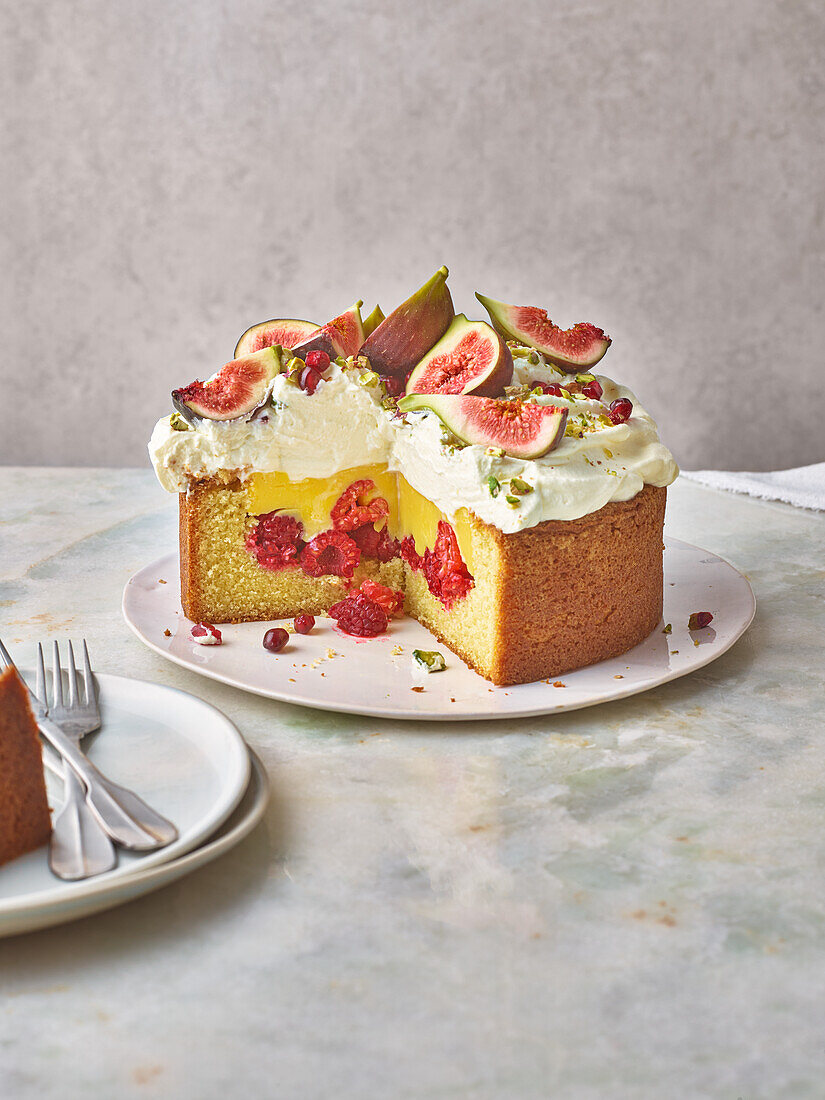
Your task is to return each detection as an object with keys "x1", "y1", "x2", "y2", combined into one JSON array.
[
  {"x1": 360, "y1": 266, "x2": 454, "y2": 376},
  {"x1": 362, "y1": 303, "x2": 385, "y2": 339},
  {"x1": 292, "y1": 301, "x2": 365, "y2": 360},
  {"x1": 475, "y1": 292, "x2": 611, "y2": 369},
  {"x1": 172, "y1": 346, "x2": 281, "y2": 422},
  {"x1": 406, "y1": 314, "x2": 513, "y2": 397},
  {"x1": 398, "y1": 393, "x2": 568, "y2": 460},
  {"x1": 234, "y1": 318, "x2": 318, "y2": 359}
]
